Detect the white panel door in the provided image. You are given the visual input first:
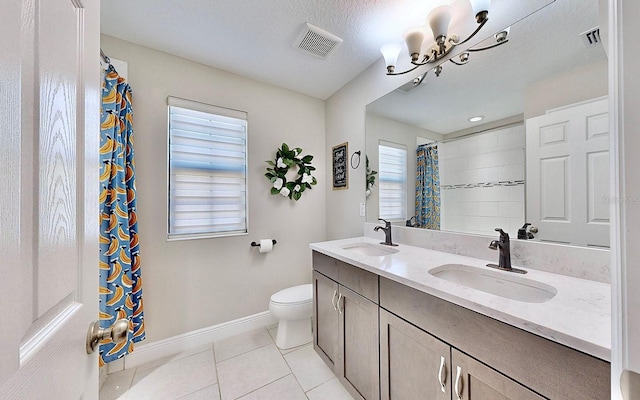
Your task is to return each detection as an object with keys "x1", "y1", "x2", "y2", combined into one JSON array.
[
  {"x1": 526, "y1": 98, "x2": 609, "y2": 247},
  {"x1": 0, "y1": 0, "x2": 100, "y2": 398}
]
